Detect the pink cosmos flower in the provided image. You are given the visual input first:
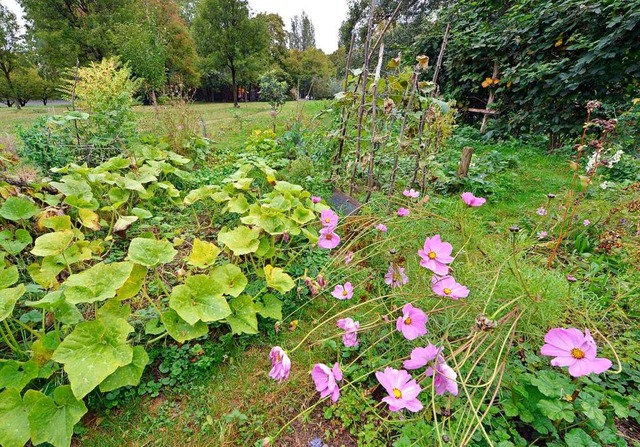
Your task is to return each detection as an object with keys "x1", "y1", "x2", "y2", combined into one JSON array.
[
  {"x1": 345, "y1": 251, "x2": 354, "y2": 264},
  {"x1": 312, "y1": 196, "x2": 321, "y2": 204},
  {"x1": 336, "y1": 318, "x2": 359, "y2": 347},
  {"x1": 583, "y1": 219, "x2": 590, "y2": 226},
  {"x1": 567, "y1": 274, "x2": 577, "y2": 283},
  {"x1": 428, "y1": 359, "x2": 459, "y2": 396},
  {"x1": 318, "y1": 227, "x2": 340, "y2": 249},
  {"x1": 403, "y1": 189, "x2": 420, "y2": 198},
  {"x1": 269, "y1": 346, "x2": 291, "y2": 382},
  {"x1": 385, "y1": 264, "x2": 409, "y2": 288},
  {"x1": 537, "y1": 231, "x2": 548, "y2": 240},
  {"x1": 418, "y1": 235, "x2": 454, "y2": 276},
  {"x1": 540, "y1": 328, "x2": 612, "y2": 377},
  {"x1": 431, "y1": 275, "x2": 469, "y2": 300},
  {"x1": 537, "y1": 207, "x2": 548, "y2": 216},
  {"x1": 320, "y1": 209, "x2": 339, "y2": 228},
  {"x1": 376, "y1": 223, "x2": 388, "y2": 233},
  {"x1": 375, "y1": 367, "x2": 423, "y2": 412},
  {"x1": 331, "y1": 282, "x2": 354, "y2": 300},
  {"x1": 397, "y1": 207, "x2": 410, "y2": 217},
  {"x1": 311, "y1": 362, "x2": 343, "y2": 402},
  {"x1": 396, "y1": 303, "x2": 428, "y2": 340},
  {"x1": 461, "y1": 192, "x2": 486, "y2": 207},
  {"x1": 403, "y1": 344, "x2": 441, "y2": 370}
]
